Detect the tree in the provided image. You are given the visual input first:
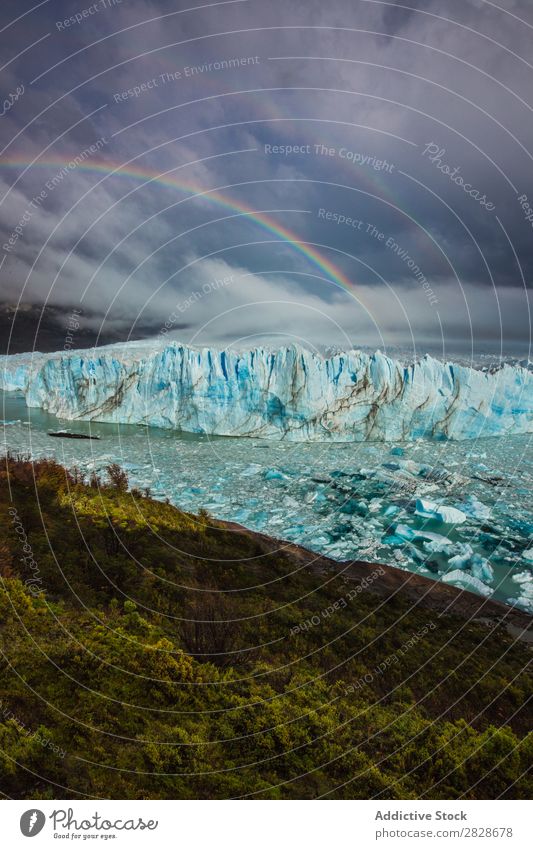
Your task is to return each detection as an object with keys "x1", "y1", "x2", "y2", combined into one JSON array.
[{"x1": 106, "y1": 463, "x2": 129, "y2": 491}]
